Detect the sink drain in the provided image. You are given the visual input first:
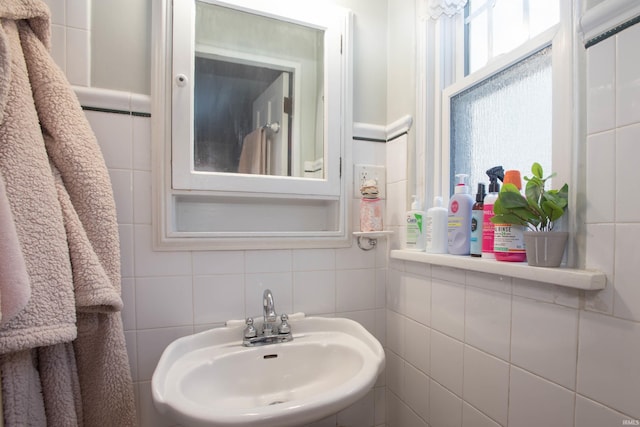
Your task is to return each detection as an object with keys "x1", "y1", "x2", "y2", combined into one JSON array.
[{"x1": 268, "y1": 400, "x2": 286, "y2": 406}]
